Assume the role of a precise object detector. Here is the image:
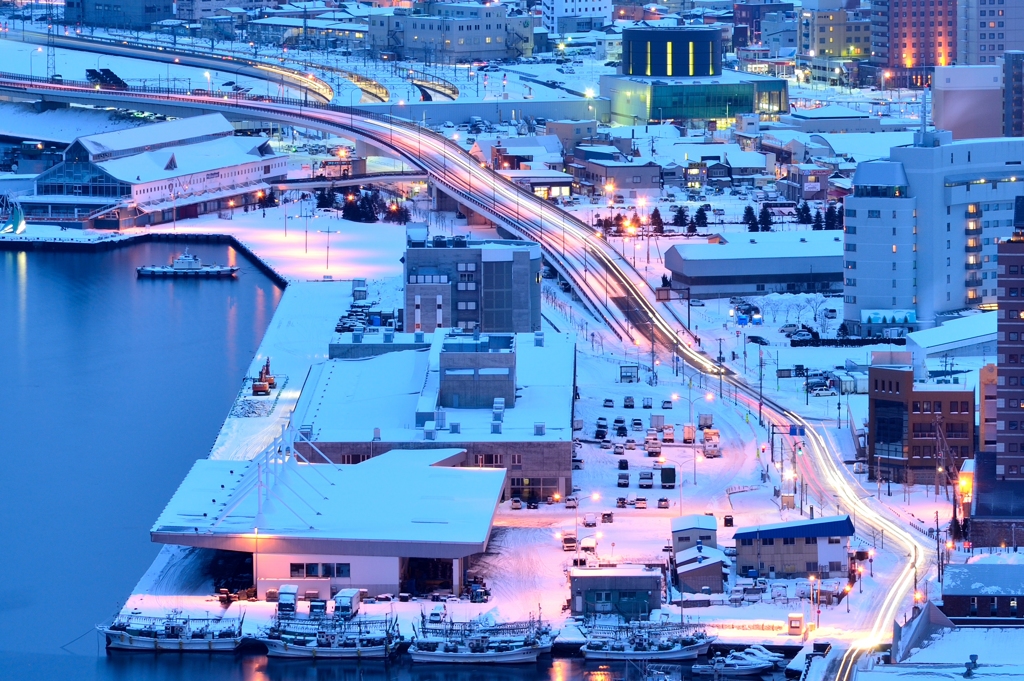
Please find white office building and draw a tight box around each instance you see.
[957,0,1024,65]
[843,130,1024,337]
[541,0,611,36]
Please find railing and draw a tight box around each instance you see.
[965,243,982,253]
[966,261,983,270]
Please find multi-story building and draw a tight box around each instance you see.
[980,362,997,453]
[995,231,1024,479]
[404,236,542,333]
[1005,51,1024,138]
[733,0,795,45]
[843,131,1024,336]
[866,365,975,484]
[931,64,1003,140]
[798,0,870,62]
[734,516,854,579]
[957,0,1024,65]
[541,0,611,35]
[65,0,174,28]
[869,0,957,88]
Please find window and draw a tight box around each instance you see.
[336,563,351,578]
[805,536,818,544]
[762,538,775,545]
[290,563,305,578]
[868,209,881,218]
[305,563,319,578]
[829,561,843,572]
[828,537,842,544]
[783,537,796,545]
[806,562,819,572]
[740,538,754,546]
[321,563,334,578]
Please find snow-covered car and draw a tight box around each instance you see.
[723,547,738,557]
[613,417,626,428]
[564,495,579,508]
[690,299,705,307]
[510,498,523,510]
[600,439,613,449]
[603,398,614,408]
[582,513,598,528]
[613,443,625,455]
[661,400,673,409]
[625,438,637,450]
[597,417,609,429]
[779,324,799,335]
[658,498,670,509]
[811,387,838,397]
[791,331,814,341]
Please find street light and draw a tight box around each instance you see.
[844,584,851,613]
[204,71,211,91]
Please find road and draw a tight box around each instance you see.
[0,72,934,676]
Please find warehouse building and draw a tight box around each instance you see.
[733,515,854,579]
[663,231,843,299]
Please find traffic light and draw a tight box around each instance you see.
[760,443,767,457]
[796,442,804,456]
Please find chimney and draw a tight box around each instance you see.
[534,331,545,347]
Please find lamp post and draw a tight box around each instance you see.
[844,584,851,613]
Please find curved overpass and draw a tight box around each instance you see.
[0,74,931,662]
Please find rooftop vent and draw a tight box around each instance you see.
[414,331,425,343]
[799,237,807,242]
[492,409,505,422]
[352,327,364,343]
[491,421,503,434]
[749,239,756,244]
[534,331,545,347]
[424,420,436,440]
[383,328,395,343]
[534,422,546,436]
[435,409,447,428]
[449,422,461,434]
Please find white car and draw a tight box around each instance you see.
[811,387,838,397]
[791,331,814,341]
[690,299,705,307]
[564,495,579,508]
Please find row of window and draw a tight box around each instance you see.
[290,563,351,579]
[874,379,901,394]
[911,400,970,414]
[739,536,841,546]
[911,445,971,458]
[739,562,845,574]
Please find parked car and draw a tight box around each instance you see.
[618,458,629,470]
[631,418,644,431]
[723,546,738,557]
[625,438,637,450]
[690,299,705,307]
[624,396,635,409]
[824,308,838,319]
[658,498,670,509]
[616,425,628,437]
[526,500,539,509]
[601,439,613,449]
[853,462,866,474]
[510,497,522,510]
[613,443,625,455]
[747,335,770,345]
[613,416,626,428]
[595,427,608,439]
[616,496,627,508]
[564,495,579,509]
[662,400,673,409]
[617,473,630,487]
[791,331,814,341]
[811,387,838,397]
[597,417,609,429]
[779,324,799,335]
[635,497,648,509]
[603,398,614,408]
[582,513,598,528]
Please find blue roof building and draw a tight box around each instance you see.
[733,515,854,579]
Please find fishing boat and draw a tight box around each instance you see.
[0,203,25,234]
[581,634,714,661]
[100,613,243,651]
[137,248,238,277]
[726,646,785,669]
[409,633,542,664]
[258,616,398,659]
[691,654,774,676]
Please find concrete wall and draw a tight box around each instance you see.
[439,348,517,409]
[255,553,401,599]
[672,528,718,551]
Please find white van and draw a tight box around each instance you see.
[429,605,446,623]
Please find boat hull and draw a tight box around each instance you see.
[260,638,391,659]
[409,645,540,664]
[581,637,712,661]
[137,266,238,277]
[692,662,773,676]
[102,629,241,652]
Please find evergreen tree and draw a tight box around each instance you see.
[695,205,708,228]
[758,204,773,231]
[672,206,689,227]
[798,201,812,224]
[613,213,625,233]
[742,205,758,232]
[357,193,379,222]
[825,203,840,230]
[649,207,665,233]
[341,193,362,221]
[687,217,697,234]
[812,209,824,230]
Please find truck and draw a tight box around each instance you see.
[562,531,577,552]
[683,424,696,444]
[639,471,654,488]
[334,588,362,619]
[702,428,721,456]
[645,439,662,456]
[698,413,714,429]
[617,472,630,487]
[650,414,665,432]
[663,425,675,443]
[277,584,299,617]
[661,465,676,488]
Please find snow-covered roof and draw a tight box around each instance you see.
[570,565,661,579]
[295,332,575,444]
[790,104,870,120]
[943,564,1024,597]
[97,136,276,184]
[675,545,730,567]
[76,114,234,161]
[665,230,843,266]
[907,311,997,352]
[671,513,717,533]
[852,160,910,187]
[151,449,506,558]
[813,132,916,163]
[733,515,854,540]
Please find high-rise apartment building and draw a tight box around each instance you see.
[870,0,957,88]
[844,131,1024,337]
[995,214,1024,479]
[957,0,1024,65]
[1005,51,1024,137]
[799,0,870,60]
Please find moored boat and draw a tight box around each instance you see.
[409,634,541,664]
[100,613,243,652]
[581,635,712,661]
[137,248,238,277]
[258,615,398,659]
[691,654,774,676]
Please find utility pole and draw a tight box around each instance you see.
[935,511,942,581]
[758,350,764,427]
[717,338,724,398]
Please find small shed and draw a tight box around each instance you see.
[671,514,718,551]
[569,565,663,620]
